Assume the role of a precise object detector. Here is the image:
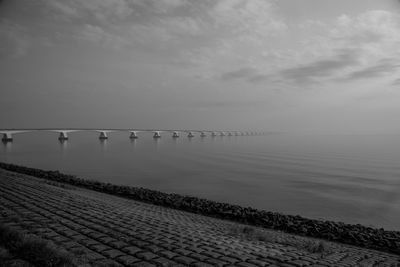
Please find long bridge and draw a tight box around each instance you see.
[0,128,266,142]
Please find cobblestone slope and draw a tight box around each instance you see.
[0,169,399,267]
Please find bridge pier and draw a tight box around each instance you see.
[200,132,207,137]
[187,132,194,138]
[211,132,217,137]
[1,133,12,142]
[220,132,226,136]
[58,132,68,141]
[99,131,108,140]
[172,131,179,138]
[153,131,161,138]
[129,131,138,139]
[228,132,233,136]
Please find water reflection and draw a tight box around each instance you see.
[130,138,137,149]
[1,140,12,153]
[152,137,160,150]
[99,138,108,152]
[58,139,68,157]
[171,136,178,146]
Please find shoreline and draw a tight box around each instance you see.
[0,161,399,255]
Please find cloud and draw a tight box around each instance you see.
[278,49,359,84]
[220,49,361,85]
[46,0,133,22]
[220,67,274,84]
[221,67,258,81]
[166,17,204,36]
[151,0,188,13]
[36,0,199,51]
[210,0,287,35]
[217,10,400,86]
[45,0,188,23]
[330,10,400,58]
[47,1,79,19]
[330,10,399,42]
[346,60,400,80]
[392,78,400,85]
[78,24,129,49]
[0,20,30,58]
[3,0,400,91]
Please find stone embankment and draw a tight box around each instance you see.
[0,163,400,266]
[1,162,399,256]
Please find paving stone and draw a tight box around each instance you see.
[80,238,99,246]
[246,259,271,267]
[84,251,106,261]
[98,236,117,243]
[187,246,205,254]
[145,244,163,253]
[204,257,229,266]
[159,250,179,260]
[174,255,196,265]
[103,249,126,259]
[236,262,261,267]
[201,250,223,259]
[91,244,111,253]
[191,262,215,267]
[174,248,193,256]
[93,259,124,266]
[70,234,87,241]
[123,246,143,255]
[290,259,313,266]
[151,257,177,267]
[131,261,157,267]
[116,255,141,265]
[110,240,129,249]
[189,253,210,262]
[130,240,151,247]
[61,241,81,249]
[136,251,158,261]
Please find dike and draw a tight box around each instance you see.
[0,161,399,255]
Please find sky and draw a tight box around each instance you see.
[1,0,400,133]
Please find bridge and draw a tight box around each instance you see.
[0,128,266,142]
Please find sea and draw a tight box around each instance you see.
[1,131,399,230]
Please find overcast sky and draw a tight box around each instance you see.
[1,0,400,133]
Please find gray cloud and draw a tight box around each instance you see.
[220,49,360,85]
[220,67,258,81]
[346,60,400,80]
[247,74,271,83]
[392,78,400,85]
[216,48,400,87]
[278,49,359,84]
[220,67,276,84]
[0,19,30,58]
[46,0,188,23]
[193,100,267,108]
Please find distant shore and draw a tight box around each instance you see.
[0,161,399,255]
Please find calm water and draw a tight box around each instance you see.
[1,132,400,230]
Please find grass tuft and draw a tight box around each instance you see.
[0,223,76,266]
[229,225,333,256]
